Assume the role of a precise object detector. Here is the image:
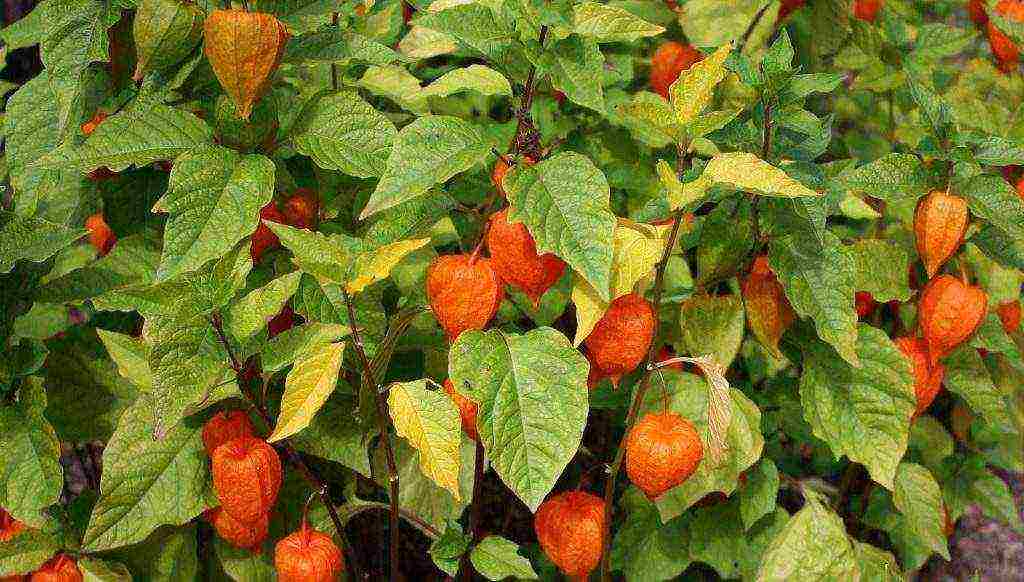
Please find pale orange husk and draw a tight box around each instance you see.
[204,10,289,120]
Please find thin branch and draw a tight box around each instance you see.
[209,313,364,581]
[737,1,775,54]
[599,175,691,581]
[509,26,549,158]
[460,440,487,581]
[760,98,774,161]
[336,502,441,539]
[342,288,401,581]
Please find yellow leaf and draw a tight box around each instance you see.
[347,238,431,294]
[703,152,820,198]
[388,380,462,499]
[572,221,669,345]
[670,44,732,125]
[267,342,344,443]
[658,159,712,211]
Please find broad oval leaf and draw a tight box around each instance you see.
[892,462,950,561]
[449,328,590,511]
[755,492,858,581]
[572,2,665,43]
[670,44,731,125]
[290,89,397,179]
[268,342,345,443]
[421,65,512,98]
[388,380,463,499]
[703,153,819,198]
[469,536,538,581]
[227,271,302,343]
[0,380,62,528]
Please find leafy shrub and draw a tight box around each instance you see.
[1,0,1022,580]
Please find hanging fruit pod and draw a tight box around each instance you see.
[204,9,289,119]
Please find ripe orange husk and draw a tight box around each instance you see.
[913,190,969,279]
[894,336,945,417]
[207,506,269,550]
[778,0,806,20]
[918,275,988,364]
[997,300,1021,333]
[853,0,883,21]
[584,293,655,389]
[970,0,990,26]
[742,256,795,357]
[855,291,878,319]
[1017,175,1024,200]
[85,213,117,256]
[625,411,703,500]
[274,523,345,582]
[988,0,1024,73]
[650,41,703,100]
[252,202,287,262]
[80,112,108,136]
[534,491,605,580]
[202,410,256,457]
[211,437,283,525]
[204,10,289,119]
[492,156,535,197]
[0,508,25,542]
[29,555,81,582]
[1,574,25,582]
[942,505,956,537]
[426,254,504,342]
[283,189,320,230]
[443,379,479,441]
[486,208,567,307]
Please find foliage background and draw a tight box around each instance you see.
[0,0,1023,580]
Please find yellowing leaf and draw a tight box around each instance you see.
[388,380,462,500]
[572,221,669,345]
[347,238,431,294]
[658,159,712,210]
[267,342,345,443]
[670,44,732,125]
[703,152,819,198]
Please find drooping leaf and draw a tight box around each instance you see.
[799,325,916,489]
[739,458,780,531]
[268,342,345,443]
[290,89,397,179]
[892,462,950,561]
[0,211,86,274]
[261,323,351,373]
[421,65,513,98]
[837,153,931,202]
[266,223,360,284]
[449,328,590,511]
[227,271,302,343]
[0,379,62,528]
[283,24,405,66]
[756,492,858,581]
[469,536,539,581]
[36,235,160,303]
[388,379,463,499]
[670,44,731,125]
[347,238,431,294]
[504,152,616,301]
[702,153,819,198]
[943,345,1018,435]
[849,239,913,304]
[678,294,746,369]
[132,0,204,81]
[572,2,665,43]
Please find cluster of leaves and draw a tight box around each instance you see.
[0,0,1022,580]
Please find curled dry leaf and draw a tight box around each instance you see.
[426,254,504,342]
[534,491,605,580]
[204,10,289,119]
[918,275,988,364]
[625,411,703,500]
[997,299,1021,333]
[913,189,969,279]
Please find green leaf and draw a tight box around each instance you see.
[572,2,665,43]
[357,65,430,115]
[449,328,589,511]
[346,237,431,294]
[611,490,691,581]
[892,462,949,561]
[849,239,913,303]
[678,294,746,369]
[106,525,199,582]
[35,102,213,172]
[756,492,858,581]
[670,44,731,125]
[541,36,606,113]
[504,152,616,300]
[649,374,764,521]
[0,379,62,527]
[3,75,64,210]
[429,521,472,577]
[39,0,110,130]
[907,415,954,473]
[421,65,513,98]
[853,541,902,581]
[702,153,819,198]
[740,459,779,530]
[958,173,1024,241]
[838,153,931,201]
[945,461,1024,533]
[964,243,1024,305]
[0,211,86,274]
[617,92,682,146]
[132,0,203,80]
[79,557,133,582]
[290,89,397,179]
[283,24,405,66]
[361,116,490,218]
[943,345,1018,435]
[37,235,160,303]
[377,437,473,530]
[388,379,463,500]
[0,526,60,577]
[153,147,274,281]
[214,535,275,582]
[268,342,345,443]
[227,271,302,342]
[911,23,976,61]
[416,2,514,59]
[290,390,371,477]
[771,232,859,366]
[83,393,207,551]
[96,330,152,390]
[260,323,351,373]
[470,536,539,581]
[971,224,1024,271]
[799,325,916,489]
[266,223,360,284]
[696,196,755,285]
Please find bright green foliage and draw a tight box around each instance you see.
[1,0,1023,579]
